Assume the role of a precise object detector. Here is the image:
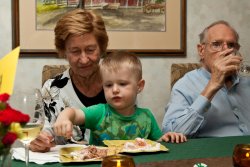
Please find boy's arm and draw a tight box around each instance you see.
[53,107,85,139]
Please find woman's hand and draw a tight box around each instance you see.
[29,131,55,152]
[160,132,187,143]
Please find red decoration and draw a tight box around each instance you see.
[0,93,30,155]
[2,132,17,146]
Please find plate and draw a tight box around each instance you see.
[59,145,116,163]
[103,139,169,153]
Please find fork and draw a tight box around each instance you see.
[68,137,88,145]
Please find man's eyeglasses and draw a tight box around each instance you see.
[203,41,240,52]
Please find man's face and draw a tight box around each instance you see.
[198,24,238,72]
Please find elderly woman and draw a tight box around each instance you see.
[29,9,108,152]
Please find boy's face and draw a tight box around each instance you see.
[102,64,144,115]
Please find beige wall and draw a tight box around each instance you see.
[0,0,250,126]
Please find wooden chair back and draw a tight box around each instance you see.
[171,63,201,88]
[42,65,69,86]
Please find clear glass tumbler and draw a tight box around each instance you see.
[233,51,250,77]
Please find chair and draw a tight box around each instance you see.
[42,65,69,86]
[171,63,201,88]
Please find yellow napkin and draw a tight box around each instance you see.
[0,47,20,94]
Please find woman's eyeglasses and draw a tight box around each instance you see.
[203,41,240,52]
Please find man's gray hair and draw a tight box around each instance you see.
[199,20,239,43]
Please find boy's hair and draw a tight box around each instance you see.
[100,51,142,80]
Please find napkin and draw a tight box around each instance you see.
[12,144,81,164]
[0,47,20,94]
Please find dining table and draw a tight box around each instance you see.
[5,135,250,167]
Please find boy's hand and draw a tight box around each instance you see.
[53,119,73,139]
[161,132,187,143]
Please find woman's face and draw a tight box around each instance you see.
[65,33,101,78]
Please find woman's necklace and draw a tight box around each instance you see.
[70,69,102,97]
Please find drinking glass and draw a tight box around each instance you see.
[233,144,250,167]
[102,154,135,167]
[9,88,45,167]
[233,51,250,77]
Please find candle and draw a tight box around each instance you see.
[233,144,250,167]
[102,154,135,167]
[117,160,121,167]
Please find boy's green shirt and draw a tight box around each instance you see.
[82,103,163,145]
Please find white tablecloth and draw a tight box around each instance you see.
[12,144,81,164]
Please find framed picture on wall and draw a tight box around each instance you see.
[12,0,186,57]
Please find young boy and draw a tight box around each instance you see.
[53,51,187,145]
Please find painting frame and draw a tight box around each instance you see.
[12,0,186,57]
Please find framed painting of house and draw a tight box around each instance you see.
[12,0,186,57]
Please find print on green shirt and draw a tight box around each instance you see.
[83,104,162,145]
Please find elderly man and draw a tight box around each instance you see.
[162,20,250,138]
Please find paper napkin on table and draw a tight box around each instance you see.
[0,47,20,94]
[12,144,80,164]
